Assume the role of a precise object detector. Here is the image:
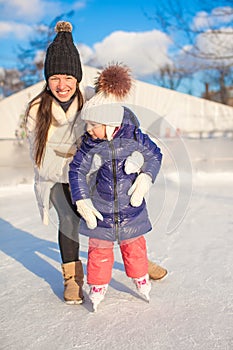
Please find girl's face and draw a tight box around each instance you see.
[48,74,77,102]
[86,123,106,140]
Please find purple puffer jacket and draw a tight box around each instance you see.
[69,107,162,243]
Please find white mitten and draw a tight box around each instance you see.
[128,173,152,207]
[125,151,144,174]
[76,198,103,229]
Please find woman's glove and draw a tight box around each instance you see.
[128,173,152,207]
[76,198,103,229]
[125,151,144,174]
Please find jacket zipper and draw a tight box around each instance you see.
[109,141,119,243]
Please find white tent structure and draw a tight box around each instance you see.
[0,65,233,140]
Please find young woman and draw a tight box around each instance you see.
[25,21,85,304]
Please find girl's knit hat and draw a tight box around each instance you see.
[81,63,133,126]
[44,21,82,82]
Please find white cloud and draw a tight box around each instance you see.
[176,28,233,71]
[84,30,172,79]
[73,1,87,10]
[176,6,233,72]
[34,50,45,64]
[0,0,45,21]
[192,11,209,30]
[0,21,32,39]
[193,6,233,30]
[77,43,94,65]
[0,0,63,40]
[212,6,233,24]
[0,0,85,41]
[0,0,87,22]
[195,27,233,64]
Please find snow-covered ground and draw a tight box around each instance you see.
[1,138,233,350]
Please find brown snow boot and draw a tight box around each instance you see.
[148,260,167,280]
[61,261,84,304]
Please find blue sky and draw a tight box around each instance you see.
[0,0,166,67]
[0,0,232,96]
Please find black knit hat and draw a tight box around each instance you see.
[44,21,82,82]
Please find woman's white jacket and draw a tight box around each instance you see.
[26,97,85,225]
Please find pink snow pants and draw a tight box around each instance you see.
[87,235,148,285]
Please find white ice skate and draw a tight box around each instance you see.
[133,274,151,301]
[89,284,108,312]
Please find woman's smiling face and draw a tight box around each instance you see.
[48,74,77,102]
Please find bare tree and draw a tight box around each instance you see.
[153,63,192,91]
[143,0,233,104]
[144,1,233,60]
[0,68,24,98]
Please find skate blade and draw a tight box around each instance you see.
[92,303,99,312]
[65,298,84,305]
[143,295,150,303]
[138,293,150,303]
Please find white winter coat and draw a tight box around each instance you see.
[26,96,85,225]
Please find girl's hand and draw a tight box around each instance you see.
[76,198,103,229]
[128,173,152,207]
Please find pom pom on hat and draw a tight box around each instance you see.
[55,21,72,33]
[44,21,82,82]
[81,63,133,126]
[95,63,132,99]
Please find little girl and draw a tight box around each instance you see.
[69,64,162,311]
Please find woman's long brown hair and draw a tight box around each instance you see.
[25,82,84,167]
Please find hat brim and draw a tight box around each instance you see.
[81,104,124,127]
